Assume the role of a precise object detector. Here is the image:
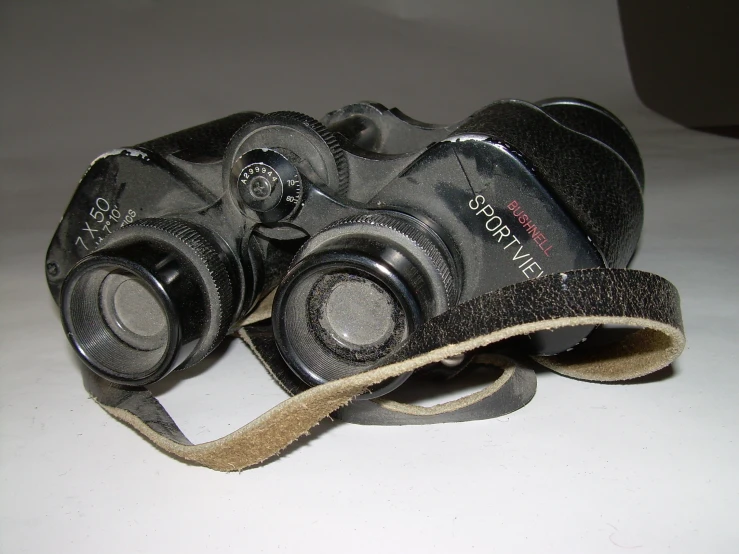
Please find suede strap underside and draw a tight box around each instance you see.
[81,268,685,471]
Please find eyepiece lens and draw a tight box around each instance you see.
[274,259,419,393]
[324,279,395,347]
[310,274,406,358]
[63,264,175,384]
[99,272,168,351]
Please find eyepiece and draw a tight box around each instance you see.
[272,212,457,397]
[99,272,169,351]
[60,218,238,386]
[62,258,180,384]
[313,273,404,356]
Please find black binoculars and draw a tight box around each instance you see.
[45,98,644,398]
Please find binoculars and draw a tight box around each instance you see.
[45,98,644,398]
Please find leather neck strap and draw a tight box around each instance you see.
[81,268,685,471]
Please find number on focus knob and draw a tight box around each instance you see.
[232,149,303,223]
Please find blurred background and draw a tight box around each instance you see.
[1,0,644,168]
[4,0,736,170]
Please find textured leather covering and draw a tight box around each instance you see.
[82,268,685,471]
[457,101,644,268]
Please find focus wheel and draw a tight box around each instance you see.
[225,111,349,213]
[125,218,235,357]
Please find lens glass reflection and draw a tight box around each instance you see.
[99,272,168,351]
[322,277,396,349]
[64,265,171,381]
[307,273,407,363]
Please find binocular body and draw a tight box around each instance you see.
[46,98,644,397]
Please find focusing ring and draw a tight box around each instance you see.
[265,111,349,196]
[126,218,235,359]
[311,212,458,306]
[295,211,458,316]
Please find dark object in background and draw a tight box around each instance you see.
[45,98,644,397]
[619,0,739,137]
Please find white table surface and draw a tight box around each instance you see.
[2,1,737,552]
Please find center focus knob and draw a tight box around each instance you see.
[231,149,303,222]
[247,174,273,200]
